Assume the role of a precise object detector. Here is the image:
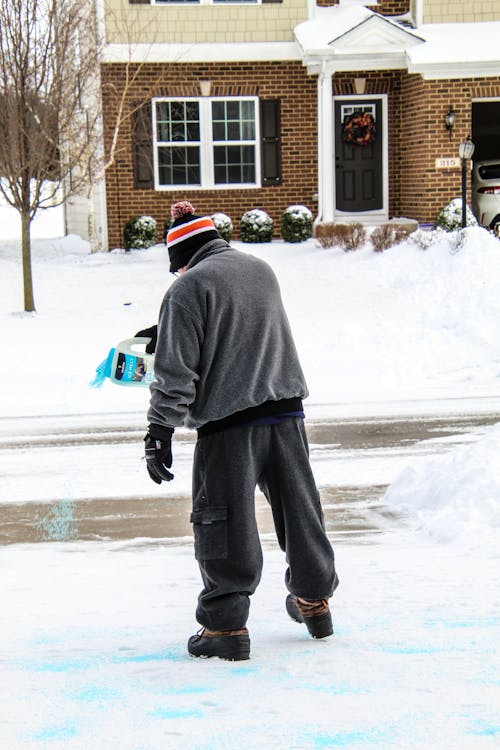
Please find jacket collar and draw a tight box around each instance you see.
[187,239,233,270]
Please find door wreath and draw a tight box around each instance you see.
[343,112,376,147]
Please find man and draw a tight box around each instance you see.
[145,201,338,661]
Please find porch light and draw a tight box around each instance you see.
[459,134,475,229]
[444,106,456,132]
[458,134,475,161]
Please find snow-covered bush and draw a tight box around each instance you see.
[434,198,478,232]
[123,215,157,251]
[371,223,409,252]
[281,205,313,243]
[240,209,273,243]
[408,228,439,250]
[211,212,233,242]
[342,222,367,252]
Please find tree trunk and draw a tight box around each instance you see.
[87,192,101,253]
[21,210,35,312]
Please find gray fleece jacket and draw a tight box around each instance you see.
[147,239,308,431]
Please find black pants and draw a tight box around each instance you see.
[190,418,338,631]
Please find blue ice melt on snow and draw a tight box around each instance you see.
[29,723,78,742]
[111,648,184,664]
[72,685,122,703]
[299,728,393,747]
[468,724,500,737]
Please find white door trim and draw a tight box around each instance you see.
[333,94,389,223]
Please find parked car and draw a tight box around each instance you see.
[471,159,500,234]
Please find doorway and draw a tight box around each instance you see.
[472,100,500,161]
[334,97,385,216]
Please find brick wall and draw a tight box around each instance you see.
[102,61,318,249]
[102,60,500,246]
[333,71,500,224]
[316,0,410,13]
[397,76,500,223]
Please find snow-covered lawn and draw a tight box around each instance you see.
[1,211,500,748]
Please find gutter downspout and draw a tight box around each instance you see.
[414,0,423,28]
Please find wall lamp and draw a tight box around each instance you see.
[444,106,456,134]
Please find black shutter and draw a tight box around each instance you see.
[262,0,283,3]
[129,0,150,5]
[131,101,154,190]
[260,99,281,186]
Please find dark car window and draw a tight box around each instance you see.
[478,164,500,180]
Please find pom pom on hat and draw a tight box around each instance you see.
[171,201,195,220]
[166,201,220,273]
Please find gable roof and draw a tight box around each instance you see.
[295,6,500,79]
[295,5,424,71]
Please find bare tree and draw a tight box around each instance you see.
[0,0,102,311]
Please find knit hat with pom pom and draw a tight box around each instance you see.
[166,201,219,273]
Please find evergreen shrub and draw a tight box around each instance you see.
[281,205,313,242]
[212,212,233,242]
[240,209,273,243]
[434,198,478,231]
[123,215,157,251]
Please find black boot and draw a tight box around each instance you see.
[187,628,250,661]
[286,595,333,639]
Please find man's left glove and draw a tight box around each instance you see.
[144,426,174,483]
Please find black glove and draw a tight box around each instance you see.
[135,325,157,354]
[144,427,174,483]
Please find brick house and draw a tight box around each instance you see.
[76,0,500,250]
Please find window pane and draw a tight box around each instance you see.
[212,101,225,120]
[227,121,241,140]
[211,99,255,143]
[158,146,200,186]
[226,101,240,120]
[156,100,199,143]
[213,145,255,184]
[212,121,226,141]
[241,120,255,139]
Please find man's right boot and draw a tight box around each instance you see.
[187,627,250,661]
[286,595,333,639]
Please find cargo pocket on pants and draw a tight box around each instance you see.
[190,507,228,561]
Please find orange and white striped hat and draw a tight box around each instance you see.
[167,201,219,273]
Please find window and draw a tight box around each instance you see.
[153,1,258,5]
[153,97,259,189]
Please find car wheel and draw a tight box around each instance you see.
[488,215,500,236]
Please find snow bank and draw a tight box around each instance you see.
[383,422,500,547]
[1,217,500,418]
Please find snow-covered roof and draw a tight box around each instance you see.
[294,5,424,71]
[295,6,500,79]
[407,22,500,79]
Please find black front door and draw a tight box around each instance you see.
[335,99,383,213]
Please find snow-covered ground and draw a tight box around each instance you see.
[1,206,500,748]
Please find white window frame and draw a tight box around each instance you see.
[152,1,261,6]
[152,96,261,191]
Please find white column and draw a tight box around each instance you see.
[317,62,334,224]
